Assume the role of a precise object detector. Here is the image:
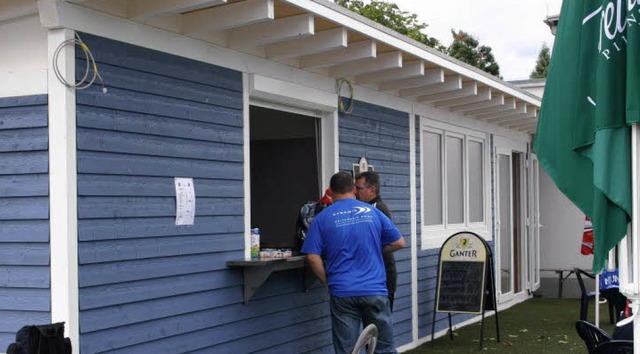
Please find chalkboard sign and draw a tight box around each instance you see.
[436,232,488,314]
[437,261,485,313]
[431,231,499,349]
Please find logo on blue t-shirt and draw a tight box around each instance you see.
[333,206,374,227]
[353,206,371,215]
[332,206,372,216]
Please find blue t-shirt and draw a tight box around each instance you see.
[301,198,402,297]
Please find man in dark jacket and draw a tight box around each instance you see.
[355,171,397,311]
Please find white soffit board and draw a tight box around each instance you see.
[249,74,336,111]
[0,70,47,97]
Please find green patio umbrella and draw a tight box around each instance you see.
[534,0,640,349]
[534,0,639,274]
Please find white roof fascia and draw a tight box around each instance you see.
[285,0,541,107]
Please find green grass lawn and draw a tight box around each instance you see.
[405,297,616,353]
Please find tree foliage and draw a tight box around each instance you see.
[447,29,500,77]
[335,0,445,51]
[335,1,502,76]
[530,43,551,79]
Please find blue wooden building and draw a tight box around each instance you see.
[0,0,543,352]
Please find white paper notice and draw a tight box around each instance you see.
[174,177,195,225]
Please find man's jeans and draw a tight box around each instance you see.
[330,295,397,354]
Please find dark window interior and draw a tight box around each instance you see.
[250,106,320,249]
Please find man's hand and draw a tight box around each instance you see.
[306,254,328,291]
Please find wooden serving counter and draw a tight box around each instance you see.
[227,256,316,304]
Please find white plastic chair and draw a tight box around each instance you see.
[351,323,378,354]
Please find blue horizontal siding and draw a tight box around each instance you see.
[340,142,410,165]
[78,215,244,241]
[0,174,49,197]
[77,87,242,127]
[75,33,349,354]
[0,220,49,243]
[0,95,47,108]
[79,234,243,264]
[77,175,242,197]
[0,310,51,332]
[0,288,50,311]
[0,265,49,288]
[75,34,336,354]
[339,127,410,150]
[0,197,48,220]
[94,62,243,112]
[0,151,48,175]
[0,243,49,265]
[339,100,413,348]
[77,151,242,178]
[77,105,242,141]
[0,333,13,348]
[77,128,243,161]
[79,253,234,287]
[256,331,334,354]
[0,94,50,351]
[79,270,242,310]
[0,127,48,152]
[77,196,243,219]
[81,287,240,333]
[0,103,47,130]
[91,300,329,354]
[78,33,242,93]
[80,272,328,353]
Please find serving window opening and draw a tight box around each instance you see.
[249,105,321,251]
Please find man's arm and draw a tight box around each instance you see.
[306,254,328,291]
[383,236,405,253]
[374,200,392,219]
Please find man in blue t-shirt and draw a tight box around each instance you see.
[302,172,405,354]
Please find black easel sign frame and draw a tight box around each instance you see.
[431,231,500,349]
[435,232,487,314]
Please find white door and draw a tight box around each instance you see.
[496,148,515,299]
[495,139,527,302]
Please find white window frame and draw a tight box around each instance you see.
[243,74,338,259]
[420,118,491,249]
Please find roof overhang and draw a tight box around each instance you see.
[544,14,560,35]
[36,0,541,134]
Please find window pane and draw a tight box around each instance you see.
[423,131,442,225]
[468,140,484,222]
[447,136,463,224]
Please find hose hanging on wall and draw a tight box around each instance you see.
[53,32,107,93]
[336,77,354,114]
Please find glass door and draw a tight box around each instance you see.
[495,143,526,301]
[496,148,514,298]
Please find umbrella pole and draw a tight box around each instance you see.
[595,274,600,327]
[632,124,640,353]
[619,124,640,351]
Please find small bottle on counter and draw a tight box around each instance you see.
[250,228,260,260]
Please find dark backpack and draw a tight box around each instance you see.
[6,322,72,354]
[295,201,327,252]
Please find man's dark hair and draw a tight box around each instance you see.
[355,171,380,195]
[330,172,354,194]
